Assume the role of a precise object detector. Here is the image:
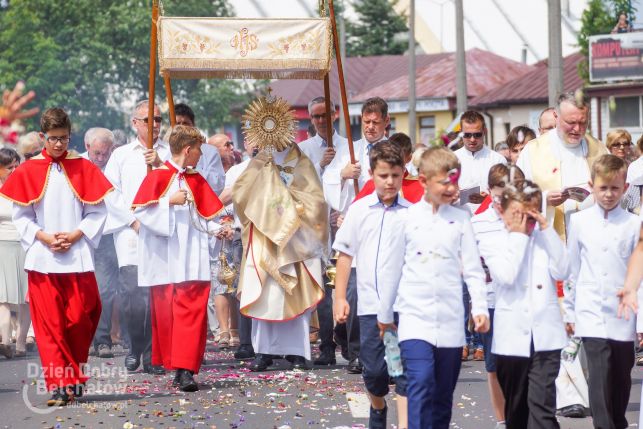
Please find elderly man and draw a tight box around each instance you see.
[208,134,236,172]
[82,128,122,358]
[103,100,168,375]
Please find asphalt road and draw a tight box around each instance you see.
[0,343,639,429]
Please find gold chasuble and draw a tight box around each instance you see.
[527,132,606,242]
[233,145,328,321]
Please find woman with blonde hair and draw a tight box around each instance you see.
[606,129,634,163]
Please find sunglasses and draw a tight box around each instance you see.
[611,142,630,149]
[225,141,234,147]
[462,132,483,139]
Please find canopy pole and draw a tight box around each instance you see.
[164,75,176,127]
[147,0,160,173]
[323,75,334,149]
[328,0,359,195]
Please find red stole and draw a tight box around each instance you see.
[0,149,113,206]
[132,161,223,220]
[353,171,424,203]
[474,194,493,215]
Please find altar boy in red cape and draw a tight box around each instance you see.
[132,125,227,392]
[0,108,112,406]
[353,133,424,203]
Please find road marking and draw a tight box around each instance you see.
[346,392,370,418]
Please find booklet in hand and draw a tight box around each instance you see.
[459,186,481,206]
[563,186,590,202]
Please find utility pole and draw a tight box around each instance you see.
[408,0,416,142]
[455,0,467,113]
[548,0,563,106]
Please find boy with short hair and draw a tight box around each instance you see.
[333,141,409,429]
[132,125,226,392]
[0,108,112,405]
[563,154,642,429]
[378,147,490,429]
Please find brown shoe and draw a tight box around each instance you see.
[461,345,469,361]
[473,348,484,361]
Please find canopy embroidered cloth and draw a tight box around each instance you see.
[158,17,332,79]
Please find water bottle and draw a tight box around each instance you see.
[561,337,582,362]
[383,330,403,377]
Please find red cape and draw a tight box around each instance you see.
[354,171,424,203]
[474,194,493,215]
[0,149,113,206]
[132,161,223,220]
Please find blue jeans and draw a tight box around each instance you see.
[400,340,462,429]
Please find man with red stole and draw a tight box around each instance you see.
[132,125,226,392]
[0,108,112,406]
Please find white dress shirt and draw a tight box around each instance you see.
[471,205,504,309]
[379,200,489,348]
[455,145,507,193]
[332,192,411,316]
[563,204,641,341]
[298,132,347,180]
[12,165,107,273]
[134,160,220,287]
[482,225,570,357]
[103,139,170,267]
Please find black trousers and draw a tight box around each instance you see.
[496,348,560,429]
[119,265,152,365]
[583,337,635,429]
[92,235,122,348]
[317,282,337,354]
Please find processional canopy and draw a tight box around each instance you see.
[157,17,333,80]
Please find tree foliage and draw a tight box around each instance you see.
[345,0,409,57]
[577,0,638,82]
[0,0,251,141]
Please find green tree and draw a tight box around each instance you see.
[0,0,249,144]
[577,0,637,82]
[345,0,409,57]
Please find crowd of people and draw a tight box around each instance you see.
[0,80,642,429]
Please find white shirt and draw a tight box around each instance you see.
[196,143,225,195]
[379,200,489,347]
[471,205,504,309]
[12,165,107,273]
[298,132,347,180]
[563,204,641,341]
[627,156,643,184]
[134,160,220,286]
[455,145,507,193]
[224,158,251,237]
[482,225,569,357]
[322,136,384,212]
[103,139,170,267]
[332,192,411,316]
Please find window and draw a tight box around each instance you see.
[389,117,396,134]
[419,116,435,145]
[609,96,641,128]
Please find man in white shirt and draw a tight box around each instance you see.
[83,128,121,359]
[103,100,169,375]
[454,110,507,213]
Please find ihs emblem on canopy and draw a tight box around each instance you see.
[242,88,297,152]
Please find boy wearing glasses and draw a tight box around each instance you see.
[0,108,113,405]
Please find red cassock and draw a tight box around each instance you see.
[0,149,112,390]
[353,171,424,203]
[133,161,222,373]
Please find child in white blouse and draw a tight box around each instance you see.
[378,147,489,429]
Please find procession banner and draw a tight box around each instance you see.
[158,17,332,80]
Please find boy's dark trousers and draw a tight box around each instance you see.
[582,337,634,429]
[496,346,560,429]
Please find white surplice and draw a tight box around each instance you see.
[12,165,107,274]
[133,160,221,287]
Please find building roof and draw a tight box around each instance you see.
[270,49,533,109]
[469,52,584,109]
[350,48,533,103]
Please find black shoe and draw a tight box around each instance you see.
[172,371,181,387]
[557,404,585,418]
[176,369,199,392]
[47,387,74,407]
[347,357,363,374]
[124,354,140,372]
[88,344,97,357]
[369,405,387,429]
[143,364,166,375]
[313,351,336,366]
[97,344,114,358]
[70,384,84,398]
[249,354,273,372]
[234,345,256,360]
[288,355,309,370]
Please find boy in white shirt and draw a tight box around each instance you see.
[564,154,641,429]
[378,147,489,429]
[333,141,409,429]
[132,126,227,392]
